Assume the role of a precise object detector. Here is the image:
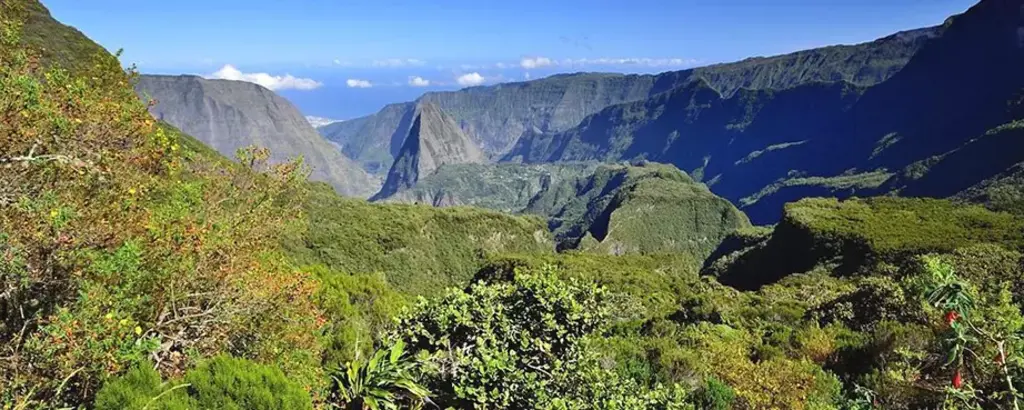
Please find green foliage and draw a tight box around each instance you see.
[312,266,408,366]
[1,3,322,406]
[390,266,610,406]
[330,340,430,410]
[710,197,1024,289]
[283,182,552,296]
[388,266,686,408]
[691,377,737,410]
[184,355,313,410]
[479,252,698,321]
[786,197,1024,256]
[95,357,313,410]
[94,366,192,410]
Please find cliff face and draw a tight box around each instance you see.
[507,0,1024,224]
[136,75,379,197]
[372,102,485,200]
[329,26,934,176]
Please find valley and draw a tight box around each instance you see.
[3,0,1024,409]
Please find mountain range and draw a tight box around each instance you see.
[364,0,1024,224]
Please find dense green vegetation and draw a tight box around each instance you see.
[283,182,553,297]
[380,162,600,212]
[9,1,1024,409]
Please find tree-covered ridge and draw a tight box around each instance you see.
[283,182,553,297]
[378,162,602,211]
[380,161,750,258]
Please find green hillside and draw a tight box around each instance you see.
[12,0,1024,409]
[284,182,553,296]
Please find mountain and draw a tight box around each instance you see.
[135,75,379,197]
[16,0,115,73]
[507,0,1023,224]
[380,161,749,258]
[371,102,485,200]
[379,162,600,211]
[325,28,935,175]
[529,162,750,257]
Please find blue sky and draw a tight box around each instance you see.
[45,0,976,119]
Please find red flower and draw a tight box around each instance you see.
[945,310,959,326]
[952,370,963,389]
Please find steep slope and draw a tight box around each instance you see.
[378,162,600,211]
[377,160,748,259]
[135,75,379,197]
[705,197,1024,290]
[318,102,415,174]
[505,80,868,223]
[371,102,485,199]
[284,182,553,296]
[332,28,934,175]
[533,162,750,257]
[16,0,115,73]
[509,0,1023,224]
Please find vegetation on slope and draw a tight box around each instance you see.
[379,162,600,211]
[283,182,553,297]
[528,162,750,258]
[12,1,1024,409]
[706,197,1024,289]
[1,3,322,405]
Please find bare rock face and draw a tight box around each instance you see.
[135,75,379,197]
[372,102,485,200]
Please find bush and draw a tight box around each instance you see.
[94,366,192,410]
[183,355,313,410]
[691,377,736,410]
[95,357,312,410]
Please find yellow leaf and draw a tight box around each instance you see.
[134,326,142,335]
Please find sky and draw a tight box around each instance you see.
[45,0,977,120]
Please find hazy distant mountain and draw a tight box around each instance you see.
[326,25,937,176]
[136,75,379,197]
[372,102,485,200]
[306,116,342,128]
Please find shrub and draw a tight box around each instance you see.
[184,355,313,410]
[691,377,736,410]
[93,366,192,410]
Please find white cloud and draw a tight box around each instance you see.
[408,76,431,87]
[346,79,373,88]
[495,62,509,69]
[208,65,322,91]
[456,72,485,87]
[520,56,554,69]
[372,58,426,67]
[560,57,700,68]
[524,72,531,80]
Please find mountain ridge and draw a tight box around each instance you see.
[135,74,379,197]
